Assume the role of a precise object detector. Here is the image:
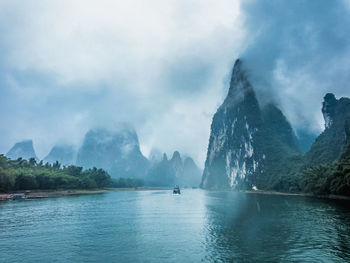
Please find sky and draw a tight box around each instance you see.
[1,0,350,167]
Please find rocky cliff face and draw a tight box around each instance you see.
[76,127,149,178]
[306,93,350,165]
[322,93,338,129]
[44,145,76,165]
[201,59,300,190]
[6,140,38,161]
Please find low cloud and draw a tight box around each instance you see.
[1,0,350,167]
[0,0,243,166]
[240,0,350,132]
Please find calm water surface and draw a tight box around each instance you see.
[1,190,350,262]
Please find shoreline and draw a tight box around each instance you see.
[1,187,349,201]
[241,189,350,201]
[0,187,170,201]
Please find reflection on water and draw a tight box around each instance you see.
[203,192,350,262]
[0,190,349,262]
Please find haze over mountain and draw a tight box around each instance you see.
[147,151,202,187]
[76,126,149,178]
[1,1,350,167]
[201,60,300,189]
[201,59,350,193]
[6,140,38,161]
[44,145,76,166]
[306,93,350,166]
[5,125,202,186]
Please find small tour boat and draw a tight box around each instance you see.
[9,193,26,200]
[173,185,181,195]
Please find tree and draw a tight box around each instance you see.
[0,168,16,191]
[15,173,38,190]
[52,161,61,170]
[28,157,37,167]
[63,166,83,177]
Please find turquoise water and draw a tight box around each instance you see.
[1,190,350,262]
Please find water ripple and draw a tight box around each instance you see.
[0,190,350,262]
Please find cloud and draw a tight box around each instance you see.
[0,0,243,166]
[239,0,350,131]
[1,0,350,167]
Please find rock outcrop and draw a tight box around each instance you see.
[306,93,350,165]
[201,59,300,190]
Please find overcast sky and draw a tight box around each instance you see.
[1,0,350,167]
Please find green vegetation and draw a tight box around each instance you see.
[108,178,144,188]
[260,95,350,197]
[0,154,145,192]
[268,138,350,196]
[0,155,112,192]
[299,139,350,195]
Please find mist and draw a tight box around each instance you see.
[1,0,350,167]
[240,0,350,132]
[0,0,243,166]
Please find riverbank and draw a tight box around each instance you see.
[3,187,348,201]
[242,189,350,201]
[0,187,171,201]
[25,189,108,199]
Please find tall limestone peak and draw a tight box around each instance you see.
[148,148,163,163]
[201,59,264,190]
[44,145,76,165]
[6,140,38,161]
[322,93,338,129]
[170,151,182,166]
[162,153,168,161]
[262,103,300,151]
[306,94,350,165]
[201,59,299,190]
[146,150,202,187]
[170,151,183,178]
[76,126,149,178]
[171,151,181,161]
[225,59,254,101]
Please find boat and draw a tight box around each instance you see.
[10,193,26,200]
[173,185,181,195]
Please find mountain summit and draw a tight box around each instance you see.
[306,93,350,165]
[146,150,202,187]
[201,59,299,190]
[76,127,149,178]
[44,145,76,165]
[6,140,38,161]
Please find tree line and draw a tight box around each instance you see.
[0,155,144,192]
[265,139,350,196]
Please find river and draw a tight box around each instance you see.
[1,189,349,262]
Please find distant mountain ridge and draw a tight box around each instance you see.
[146,151,202,187]
[5,127,201,187]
